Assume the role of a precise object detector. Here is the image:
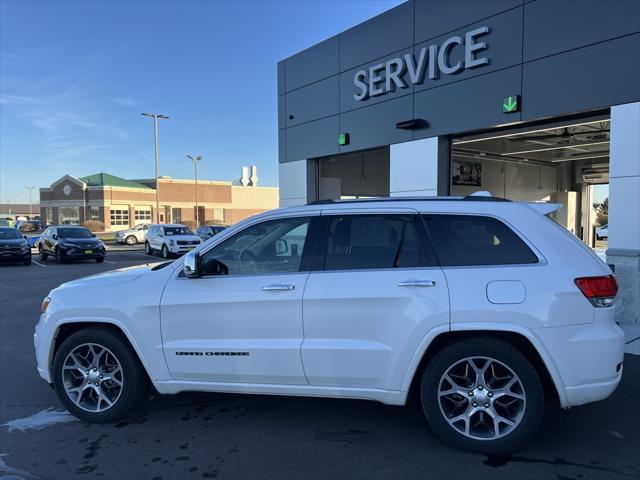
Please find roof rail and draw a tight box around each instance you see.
[306,195,510,206]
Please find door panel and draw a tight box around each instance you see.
[160,214,316,385]
[160,272,309,384]
[300,212,449,391]
[301,268,449,390]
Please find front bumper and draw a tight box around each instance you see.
[34,313,51,383]
[0,249,31,261]
[58,246,106,259]
[534,309,625,408]
[167,244,199,254]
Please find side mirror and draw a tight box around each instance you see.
[52,234,58,240]
[23,235,28,240]
[275,239,288,255]
[91,233,96,237]
[183,251,200,278]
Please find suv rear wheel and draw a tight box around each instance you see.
[420,337,544,454]
[52,328,148,422]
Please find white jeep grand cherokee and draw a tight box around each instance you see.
[34,196,624,453]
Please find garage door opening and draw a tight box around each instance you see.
[451,116,610,250]
[317,148,390,201]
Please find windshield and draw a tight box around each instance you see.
[57,228,93,238]
[0,228,22,240]
[164,226,194,236]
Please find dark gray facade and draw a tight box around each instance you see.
[278,0,640,163]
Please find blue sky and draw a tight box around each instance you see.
[0,0,401,204]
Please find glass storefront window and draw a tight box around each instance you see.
[59,207,80,225]
[89,206,100,221]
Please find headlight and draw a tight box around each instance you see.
[169,240,175,246]
[41,296,51,313]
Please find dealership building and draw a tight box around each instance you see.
[39,167,278,230]
[277,1,639,344]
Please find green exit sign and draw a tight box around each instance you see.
[338,132,349,146]
[503,95,520,113]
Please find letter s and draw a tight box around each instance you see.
[353,70,368,101]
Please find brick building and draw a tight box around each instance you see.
[39,171,278,230]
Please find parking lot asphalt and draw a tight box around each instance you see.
[0,252,639,480]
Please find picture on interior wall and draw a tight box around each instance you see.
[452,160,482,186]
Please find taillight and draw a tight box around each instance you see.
[574,275,618,307]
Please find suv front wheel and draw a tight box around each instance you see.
[52,328,148,422]
[144,242,153,256]
[161,244,171,259]
[420,337,544,454]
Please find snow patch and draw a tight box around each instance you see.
[1,408,77,432]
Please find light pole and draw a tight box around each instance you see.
[141,113,169,223]
[26,186,35,217]
[186,155,202,227]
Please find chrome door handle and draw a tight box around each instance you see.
[397,280,436,287]
[261,284,295,291]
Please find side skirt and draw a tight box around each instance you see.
[152,380,407,405]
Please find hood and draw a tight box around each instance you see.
[0,238,27,246]
[59,262,166,288]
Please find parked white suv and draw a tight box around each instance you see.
[34,197,624,453]
[144,224,201,259]
[114,224,150,245]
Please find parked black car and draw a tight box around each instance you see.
[0,227,31,265]
[39,226,106,263]
[196,224,227,241]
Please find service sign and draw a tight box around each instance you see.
[353,26,491,101]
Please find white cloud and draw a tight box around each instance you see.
[0,93,34,105]
[115,96,138,107]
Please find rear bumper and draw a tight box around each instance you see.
[534,312,625,408]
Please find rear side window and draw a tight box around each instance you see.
[323,215,426,271]
[423,215,538,266]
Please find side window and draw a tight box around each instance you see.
[422,215,539,266]
[199,217,311,276]
[323,215,424,271]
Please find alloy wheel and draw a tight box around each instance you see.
[438,356,526,441]
[61,343,123,412]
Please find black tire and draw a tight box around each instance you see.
[39,248,48,261]
[161,244,170,259]
[23,256,32,266]
[125,235,137,246]
[52,327,149,423]
[55,248,65,264]
[145,242,153,256]
[95,257,105,263]
[420,337,544,454]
